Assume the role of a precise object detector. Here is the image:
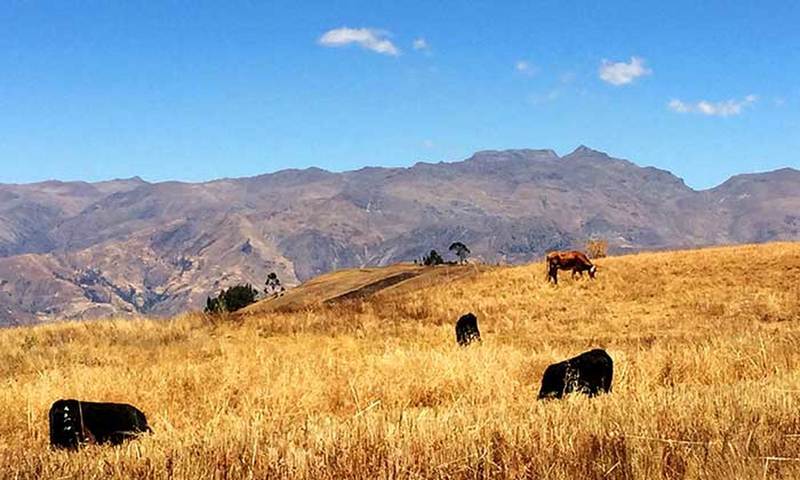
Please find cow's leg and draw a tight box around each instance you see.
[546,262,556,282]
[548,267,558,284]
[82,428,96,446]
[563,366,578,395]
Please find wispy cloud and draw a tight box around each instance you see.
[668,95,758,117]
[515,60,537,76]
[318,27,400,56]
[559,72,576,84]
[599,56,651,86]
[412,38,429,51]
[528,89,561,105]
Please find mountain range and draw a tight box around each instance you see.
[1,146,798,325]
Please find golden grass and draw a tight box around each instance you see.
[1,242,800,479]
[241,262,483,315]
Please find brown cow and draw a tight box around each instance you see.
[546,250,596,284]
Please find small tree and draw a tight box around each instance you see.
[264,272,284,296]
[224,284,259,311]
[204,283,259,314]
[422,249,444,266]
[448,241,471,264]
[586,238,609,259]
[205,295,225,315]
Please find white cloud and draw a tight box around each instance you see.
[599,56,651,86]
[318,27,400,56]
[412,38,429,51]
[667,99,691,113]
[422,139,435,148]
[668,95,758,117]
[515,60,537,76]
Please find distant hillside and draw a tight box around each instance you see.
[1,146,799,324]
[240,263,487,316]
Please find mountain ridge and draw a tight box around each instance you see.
[8,145,796,192]
[0,146,798,325]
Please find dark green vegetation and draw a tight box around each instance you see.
[204,284,259,314]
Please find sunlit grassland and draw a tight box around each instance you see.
[1,242,799,479]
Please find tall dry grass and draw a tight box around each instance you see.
[1,243,800,479]
[586,238,609,259]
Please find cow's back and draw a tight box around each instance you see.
[569,349,613,394]
[538,349,613,400]
[547,251,591,268]
[563,251,592,268]
[80,401,150,444]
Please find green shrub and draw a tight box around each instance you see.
[422,249,444,266]
[205,283,259,314]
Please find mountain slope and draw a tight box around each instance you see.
[0,146,798,324]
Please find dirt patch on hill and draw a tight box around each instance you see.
[324,271,420,305]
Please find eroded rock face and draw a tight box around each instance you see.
[1,147,799,324]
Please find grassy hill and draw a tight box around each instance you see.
[241,262,488,315]
[1,242,800,478]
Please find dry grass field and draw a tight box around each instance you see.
[1,242,800,479]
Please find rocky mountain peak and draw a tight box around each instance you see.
[566,145,610,158]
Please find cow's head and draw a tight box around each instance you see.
[588,264,597,279]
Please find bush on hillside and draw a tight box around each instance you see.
[205,283,259,314]
[422,249,444,266]
[586,238,609,259]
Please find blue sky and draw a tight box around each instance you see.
[0,0,798,189]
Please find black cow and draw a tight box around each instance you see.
[537,349,613,399]
[455,312,481,346]
[49,399,151,449]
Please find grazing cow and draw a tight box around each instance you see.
[455,312,481,346]
[49,399,151,449]
[538,349,613,400]
[545,250,597,284]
